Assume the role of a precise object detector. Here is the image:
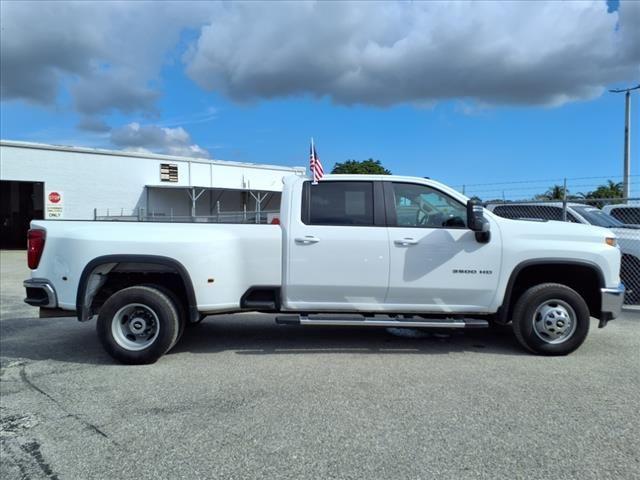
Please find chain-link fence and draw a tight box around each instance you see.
[455,175,639,305]
[482,195,639,305]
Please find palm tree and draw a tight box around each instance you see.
[577,180,623,207]
[584,180,623,199]
[536,184,567,200]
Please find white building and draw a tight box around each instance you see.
[0,140,305,248]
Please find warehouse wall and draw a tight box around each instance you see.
[1,145,146,219]
[0,143,303,220]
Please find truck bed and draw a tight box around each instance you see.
[30,220,282,313]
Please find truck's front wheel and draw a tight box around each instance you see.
[97,286,180,364]
[512,283,590,356]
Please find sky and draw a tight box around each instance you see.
[1,0,639,198]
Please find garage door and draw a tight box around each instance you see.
[0,181,44,249]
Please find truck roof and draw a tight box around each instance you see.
[298,174,468,203]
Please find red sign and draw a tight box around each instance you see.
[48,192,61,204]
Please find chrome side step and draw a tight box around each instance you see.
[275,315,488,329]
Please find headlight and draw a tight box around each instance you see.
[605,237,617,247]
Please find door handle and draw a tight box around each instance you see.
[295,235,320,244]
[394,237,419,246]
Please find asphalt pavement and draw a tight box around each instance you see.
[1,250,639,479]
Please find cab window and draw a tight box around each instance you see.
[391,183,466,228]
[302,181,374,226]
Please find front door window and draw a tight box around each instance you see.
[391,183,467,228]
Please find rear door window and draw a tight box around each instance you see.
[302,181,374,226]
[610,207,640,224]
[492,205,578,222]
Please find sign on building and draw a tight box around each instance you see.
[160,163,178,182]
[45,190,64,218]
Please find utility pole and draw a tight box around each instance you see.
[562,177,567,222]
[610,84,640,199]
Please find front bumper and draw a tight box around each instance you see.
[24,279,57,308]
[599,283,625,327]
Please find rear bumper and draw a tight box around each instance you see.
[24,279,57,308]
[599,283,625,326]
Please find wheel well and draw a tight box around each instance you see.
[502,263,602,322]
[93,269,187,313]
[77,256,198,323]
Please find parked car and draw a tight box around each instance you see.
[487,202,639,304]
[603,204,640,228]
[25,175,623,364]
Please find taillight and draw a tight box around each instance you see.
[27,229,46,270]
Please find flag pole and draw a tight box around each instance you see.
[310,137,317,185]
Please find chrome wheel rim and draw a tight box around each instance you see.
[111,303,160,351]
[532,299,577,344]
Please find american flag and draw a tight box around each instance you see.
[309,138,324,184]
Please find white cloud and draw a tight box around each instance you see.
[110,123,210,158]
[71,73,160,116]
[2,0,638,119]
[186,0,640,106]
[77,116,111,133]
[0,1,212,113]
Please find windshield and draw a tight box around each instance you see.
[571,206,624,228]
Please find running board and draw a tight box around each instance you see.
[275,315,488,329]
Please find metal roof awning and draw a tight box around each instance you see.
[144,185,279,219]
[1,139,306,173]
[144,184,283,192]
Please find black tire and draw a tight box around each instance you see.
[512,283,590,356]
[140,284,186,348]
[97,286,180,364]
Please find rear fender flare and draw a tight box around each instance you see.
[76,255,198,323]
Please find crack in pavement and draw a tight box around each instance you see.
[18,364,118,446]
[1,363,124,479]
[2,439,32,480]
[2,430,60,480]
[20,440,60,480]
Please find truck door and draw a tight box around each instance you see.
[282,180,389,311]
[384,182,502,312]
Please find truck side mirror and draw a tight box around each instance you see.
[467,200,491,243]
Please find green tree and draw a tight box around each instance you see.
[331,159,391,175]
[536,184,568,200]
[578,180,623,208]
[579,180,623,200]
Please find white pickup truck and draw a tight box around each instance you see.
[25,175,625,364]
